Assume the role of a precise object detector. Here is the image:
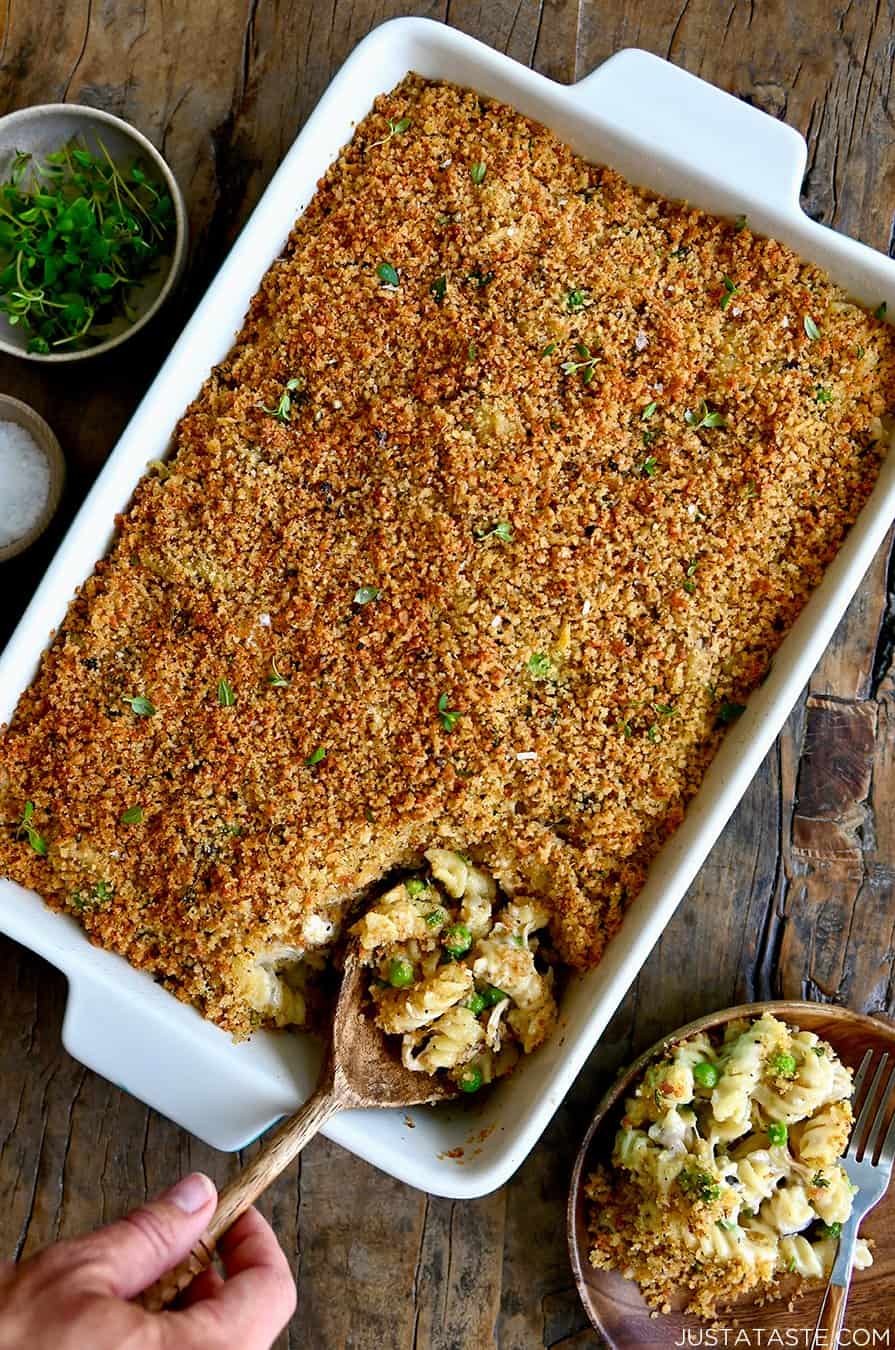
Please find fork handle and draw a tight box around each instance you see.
[816,1284,849,1349]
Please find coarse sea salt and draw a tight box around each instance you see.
[0,421,50,550]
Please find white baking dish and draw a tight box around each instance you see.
[2,19,893,1199]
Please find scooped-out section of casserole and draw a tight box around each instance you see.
[2,76,894,1046]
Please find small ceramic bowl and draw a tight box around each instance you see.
[0,104,188,362]
[568,1000,895,1347]
[0,394,65,560]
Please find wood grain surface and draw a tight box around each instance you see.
[1,3,894,1347]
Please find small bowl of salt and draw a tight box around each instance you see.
[0,394,65,562]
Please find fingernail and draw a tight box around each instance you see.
[165,1172,216,1214]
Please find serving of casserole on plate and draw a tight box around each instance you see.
[2,19,895,1197]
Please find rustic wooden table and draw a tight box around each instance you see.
[1,2,894,1346]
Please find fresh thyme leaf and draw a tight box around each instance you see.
[18,801,47,856]
[526,652,554,680]
[561,344,598,383]
[875,301,887,321]
[567,287,590,312]
[437,692,461,733]
[391,117,411,135]
[120,805,144,824]
[354,585,381,605]
[647,724,660,743]
[683,558,698,592]
[475,521,513,543]
[812,1171,830,1188]
[804,314,821,341]
[306,745,326,767]
[541,342,556,355]
[217,679,235,707]
[467,266,494,289]
[123,694,156,717]
[261,376,304,422]
[719,274,739,310]
[430,274,447,303]
[267,658,290,688]
[815,386,833,404]
[684,400,726,430]
[718,701,746,724]
[641,401,658,420]
[467,342,478,362]
[470,161,487,185]
[377,261,399,287]
[640,456,658,478]
[654,703,675,717]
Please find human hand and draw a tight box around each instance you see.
[0,1172,296,1349]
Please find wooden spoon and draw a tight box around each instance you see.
[141,948,458,1310]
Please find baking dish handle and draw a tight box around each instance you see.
[569,48,807,213]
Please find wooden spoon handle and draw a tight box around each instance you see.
[140,1084,341,1311]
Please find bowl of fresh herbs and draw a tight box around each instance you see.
[0,103,187,361]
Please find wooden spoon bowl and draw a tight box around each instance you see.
[567,1000,895,1348]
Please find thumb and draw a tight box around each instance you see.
[73,1172,217,1300]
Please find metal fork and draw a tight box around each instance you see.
[812,1050,895,1348]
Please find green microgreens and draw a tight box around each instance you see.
[719,274,739,310]
[260,377,304,422]
[815,386,833,404]
[305,745,326,767]
[475,521,513,543]
[875,301,888,321]
[685,400,726,430]
[641,401,658,421]
[120,805,144,825]
[430,274,446,303]
[639,456,658,478]
[17,801,47,856]
[123,694,156,717]
[267,658,290,688]
[217,679,235,707]
[377,261,400,287]
[561,342,598,384]
[437,692,461,733]
[0,138,175,353]
[353,585,381,605]
[368,116,411,151]
[470,161,487,185]
[566,287,590,312]
[526,651,555,681]
[683,559,699,594]
[804,314,821,341]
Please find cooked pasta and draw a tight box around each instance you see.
[586,1015,872,1317]
[351,849,557,1092]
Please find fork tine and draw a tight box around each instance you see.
[879,1097,895,1168]
[852,1048,874,1100]
[865,1059,895,1163]
[850,1052,889,1159]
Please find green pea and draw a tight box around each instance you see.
[693,1061,719,1088]
[770,1052,797,1079]
[480,984,507,1007]
[767,1121,788,1147]
[387,956,414,988]
[405,877,427,897]
[464,993,487,1015]
[458,1065,483,1093]
[442,923,472,958]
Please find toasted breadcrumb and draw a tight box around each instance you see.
[1,77,894,1036]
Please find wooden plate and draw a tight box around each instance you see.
[568,1001,895,1348]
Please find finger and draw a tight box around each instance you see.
[178,1264,224,1307]
[69,1172,218,1299]
[171,1208,295,1350]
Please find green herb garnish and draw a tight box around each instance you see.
[719,274,739,310]
[267,659,290,688]
[430,274,446,304]
[567,287,590,312]
[120,806,143,825]
[679,1169,721,1203]
[476,521,513,543]
[437,693,461,733]
[305,746,326,767]
[260,377,304,423]
[875,301,887,321]
[467,266,494,289]
[541,342,556,356]
[718,701,746,724]
[683,559,699,594]
[17,801,47,856]
[640,456,658,478]
[217,679,235,707]
[368,116,411,151]
[685,400,726,430]
[561,342,598,384]
[377,261,400,287]
[526,652,554,681]
[123,695,156,717]
[821,1221,842,1239]
[734,214,748,232]
[804,314,821,341]
[469,162,487,185]
[815,386,833,404]
[812,1171,830,1188]
[641,401,658,420]
[0,139,175,353]
[354,585,381,605]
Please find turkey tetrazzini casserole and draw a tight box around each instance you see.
[586,1015,870,1316]
[2,77,895,1049]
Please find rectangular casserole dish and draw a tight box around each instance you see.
[1,17,893,1200]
